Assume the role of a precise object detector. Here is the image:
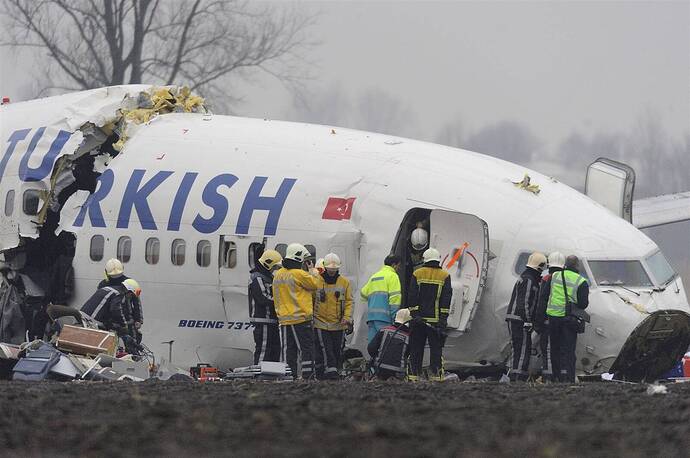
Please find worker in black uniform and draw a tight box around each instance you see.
[505,252,546,381]
[248,249,283,364]
[368,308,412,380]
[534,251,565,382]
[80,284,129,336]
[407,247,452,382]
[545,255,589,383]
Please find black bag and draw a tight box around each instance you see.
[561,272,590,334]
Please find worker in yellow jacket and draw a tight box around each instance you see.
[313,253,353,379]
[273,243,320,379]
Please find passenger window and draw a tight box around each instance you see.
[116,236,132,263]
[275,243,287,258]
[197,240,212,267]
[23,189,41,216]
[145,238,160,265]
[249,243,264,269]
[305,244,316,261]
[4,190,14,216]
[90,235,105,262]
[513,252,531,275]
[171,239,186,266]
[220,240,237,269]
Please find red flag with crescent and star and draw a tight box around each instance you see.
[322,197,356,220]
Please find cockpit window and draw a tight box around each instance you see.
[588,260,652,287]
[645,251,676,286]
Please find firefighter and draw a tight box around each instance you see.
[313,253,353,379]
[361,254,402,343]
[407,247,451,381]
[546,255,590,383]
[248,249,283,364]
[98,258,127,288]
[505,252,545,381]
[534,251,565,382]
[121,278,143,354]
[409,224,429,271]
[368,307,412,380]
[273,243,320,379]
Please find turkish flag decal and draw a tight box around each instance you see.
[322,197,356,220]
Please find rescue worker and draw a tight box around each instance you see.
[313,253,353,380]
[273,243,320,379]
[407,247,451,381]
[409,224,429,271]
[546,255,589,383]
[121,278,143,354]
[367,307,411,380]
[534,251,565,382]
[505,252,545,381]
[248,249,283,364]
[81,281,139,353]
[315,258,325,275]
[361,254,402,343]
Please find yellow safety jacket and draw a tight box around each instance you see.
[273,267,320,325]
[314,274,353,331]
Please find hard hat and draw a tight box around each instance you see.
[258,249,282,271]
[323,253,341,270]
[526,252,547,270]
[548,251,565,269]
[105,258,124,277]
[122,278,141,297]
[315,258,325,273]
[395,308,412,325]
[285,243,311,262]
[422,247,441,264]
[410,227,429,251]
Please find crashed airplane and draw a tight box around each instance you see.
[1,85,689,381]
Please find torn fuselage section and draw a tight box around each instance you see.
[0,86,208,341]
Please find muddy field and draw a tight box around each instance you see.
[1,380,689,457]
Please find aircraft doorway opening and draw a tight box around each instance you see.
[392,207,489,333]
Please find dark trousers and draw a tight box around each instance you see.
[314,328,344,380]
[253,323,281,364]
[549,316,578,382]
[507,320,532,381]
[538,328,553,381]
[409,321,443,377]
[281,322,314,379]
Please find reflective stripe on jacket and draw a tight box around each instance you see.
[273,267,320,325]
[360,265,401,324]
[314,274,353,331]
[546,270,587,317]
[408,266,451,324]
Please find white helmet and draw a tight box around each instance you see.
[323,253,341,270]
[105,258,124,277]
[548,251,565,269]
[285,243,311,262]
[411,227,428,251]
[526,252,547,271]
[422,247,441,264]
[315,258,325,273]
[395,308,412,325]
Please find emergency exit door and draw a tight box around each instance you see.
[429,210,489,333]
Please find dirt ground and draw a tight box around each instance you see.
[1,380,689,457]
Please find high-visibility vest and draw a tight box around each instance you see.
[314,274,353,331]
[546,270,587,317]
[360,265,401,324]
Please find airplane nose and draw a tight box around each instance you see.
[608,310,690,382]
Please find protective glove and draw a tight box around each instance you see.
[345,320,354,335]
[523,322,533,332]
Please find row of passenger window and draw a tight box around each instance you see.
[90,235,238,268]
[89,235,317,270]
[4,189,42,217]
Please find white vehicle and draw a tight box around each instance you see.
[1,85,689,376]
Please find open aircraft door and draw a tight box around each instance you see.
[585,157,636,223]
[429,210,489,333]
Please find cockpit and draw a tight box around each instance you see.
[584,250,678,290]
